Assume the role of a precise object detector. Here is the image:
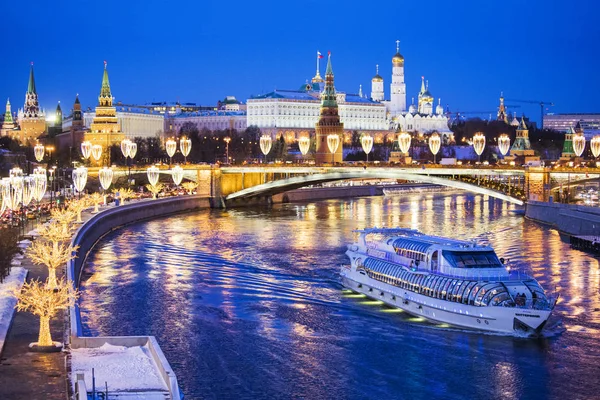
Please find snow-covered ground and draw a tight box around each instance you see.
[0,267,27,355]
[71,343,169,395]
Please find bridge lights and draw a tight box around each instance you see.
[180,136,192,164]
[91,144,103,162]
[298,137,311,156]
[361,134,374,163]
[498,134,511,157]
[572,133,586,158]
[147,166,160,187]
[99,167,114,191]
[34,143,45,162]
[473,132,486,162]
[327,134,341,164]
[398,132,411,155]
[428,133,441,164]
[81,141,92,160]
[260,135,272,162]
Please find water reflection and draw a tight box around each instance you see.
[80,192,600,399]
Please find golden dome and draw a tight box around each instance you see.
[372,74,383,82]
[392,52,404,64]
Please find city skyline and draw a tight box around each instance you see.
[1,0,599,124]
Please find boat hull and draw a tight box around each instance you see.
[341,271,551,337]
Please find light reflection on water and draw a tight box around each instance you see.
[79,192,600,399]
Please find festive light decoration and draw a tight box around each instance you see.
[91,144,102,161]
[21,177,35,207]
[428,133,441,163]
[298,137,311,156]
[473,132,486,157]
[398,132,411,155]
[37,220,72,254]
[72,166,88,194]
[0,179,7,216]
[89,192,104,213]
[591,135,600,158]
[260,135,272,157]
[32,168,47,203]
[147,166,160,186]
[99,167,113,191]
[146,183,165,199]
[4,175,23,211]
[13,277,79,348]
[81,141,92,160]
[180,137,191,163]
[27,238,78,289]
[10,167,23,178]
[121,139,133,158]
[572,132,586,157]
[361,134,374,163]
[182,181,197,194]
[34,143,45,162]
[165,138,177,160]
[498,134,511,156]
[128,141,137,159]
[112,187,134,204]
[171,166,184,186]
[69,196,92,224]
[51,208,76,231]
[327,134,341,164]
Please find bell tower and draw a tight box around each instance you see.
[315,52,344,164]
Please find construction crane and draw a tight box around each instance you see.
[505,99,554,129]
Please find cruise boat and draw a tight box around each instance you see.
[341,228,558,336]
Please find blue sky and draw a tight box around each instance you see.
[1,0,599,124]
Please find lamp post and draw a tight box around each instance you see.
[473,132,486,163]
[573,132,586,158]
[180,136,192,164]
[171,165,184,189]
[298,137,310,161]
[34,143,45,163]
[498,134,511,158]
[224,137,231,164]
[327,134,340,165]
[398,132,411,163]
[260,134,272,163]
[91,144,102,163]
[361,134,374,164]
[165,138,177,166]
[121,139,136,185]
[72,166,88,198]
[428,133,441,164]
[81,141,92,161]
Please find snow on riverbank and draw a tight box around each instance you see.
[0,267,27,354]
[71,343,168,393]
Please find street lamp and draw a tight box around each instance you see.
[147,166,160,187]
[180,137,192,164]
[165,138,177,166]
[361,134,374,163]
[398,131,411,156]
[260,135,272,163]
[34,143,45,162]
[473,132,486,163]
[428,133,441,164]
[171,165,184,187]
[298,137,310,157]
[91,144,102,162]
[99,167,114,191]
[327,134,340,164]
[573,132,586,158]
[81,141,92,160]
[72,166,88,197]
[498,134,511,157]
[224,137,231,164]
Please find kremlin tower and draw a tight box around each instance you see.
[371,64,384,101]
[509,117,534,157]
[1,99,16,136]
[84,61,125,147]
[389,40,406,114]
[497,93,508,123]
[315,52,344,164]
[417,77,434,115]
[17,63,46,142]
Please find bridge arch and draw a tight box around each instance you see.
[225,171,524,205]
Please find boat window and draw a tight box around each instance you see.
[461,281,477,304]
[480,286,506,306]
[451,280,465,302]
[444,280,458,300]
[468,283,486,305]
[474,283,499,306]
[442,251,502,269]
[489,292,511,306]
[433,278,446,298]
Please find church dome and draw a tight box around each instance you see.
[436,103,443,115]
[422,90,433,99]
[372,74,383,82]
[392,52,404,64]
[408,103,417,114]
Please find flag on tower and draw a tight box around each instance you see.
[317,51,324,59]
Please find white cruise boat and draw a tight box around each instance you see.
[341,228,558,336]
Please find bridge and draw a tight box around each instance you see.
[86,165,599,208]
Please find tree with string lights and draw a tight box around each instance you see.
[26,239,78,289]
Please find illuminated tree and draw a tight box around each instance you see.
[89,192,104,213]
[146,183,165,199]
[182,181,197,194]
[26,240,78,289]
[112,187,134,204]
[13,277,79,348]
[68,197,93,223]
[37,221,72,254]
[51,208,76,231]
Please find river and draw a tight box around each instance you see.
[79,192,600,400]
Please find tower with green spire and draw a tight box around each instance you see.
[55,101,62,129]
[315,52,344,164]
[1,98,16,136]
[85,61,125,150]
[509,117,534,155]
[561,126,576,159]
[16,62,46,141]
